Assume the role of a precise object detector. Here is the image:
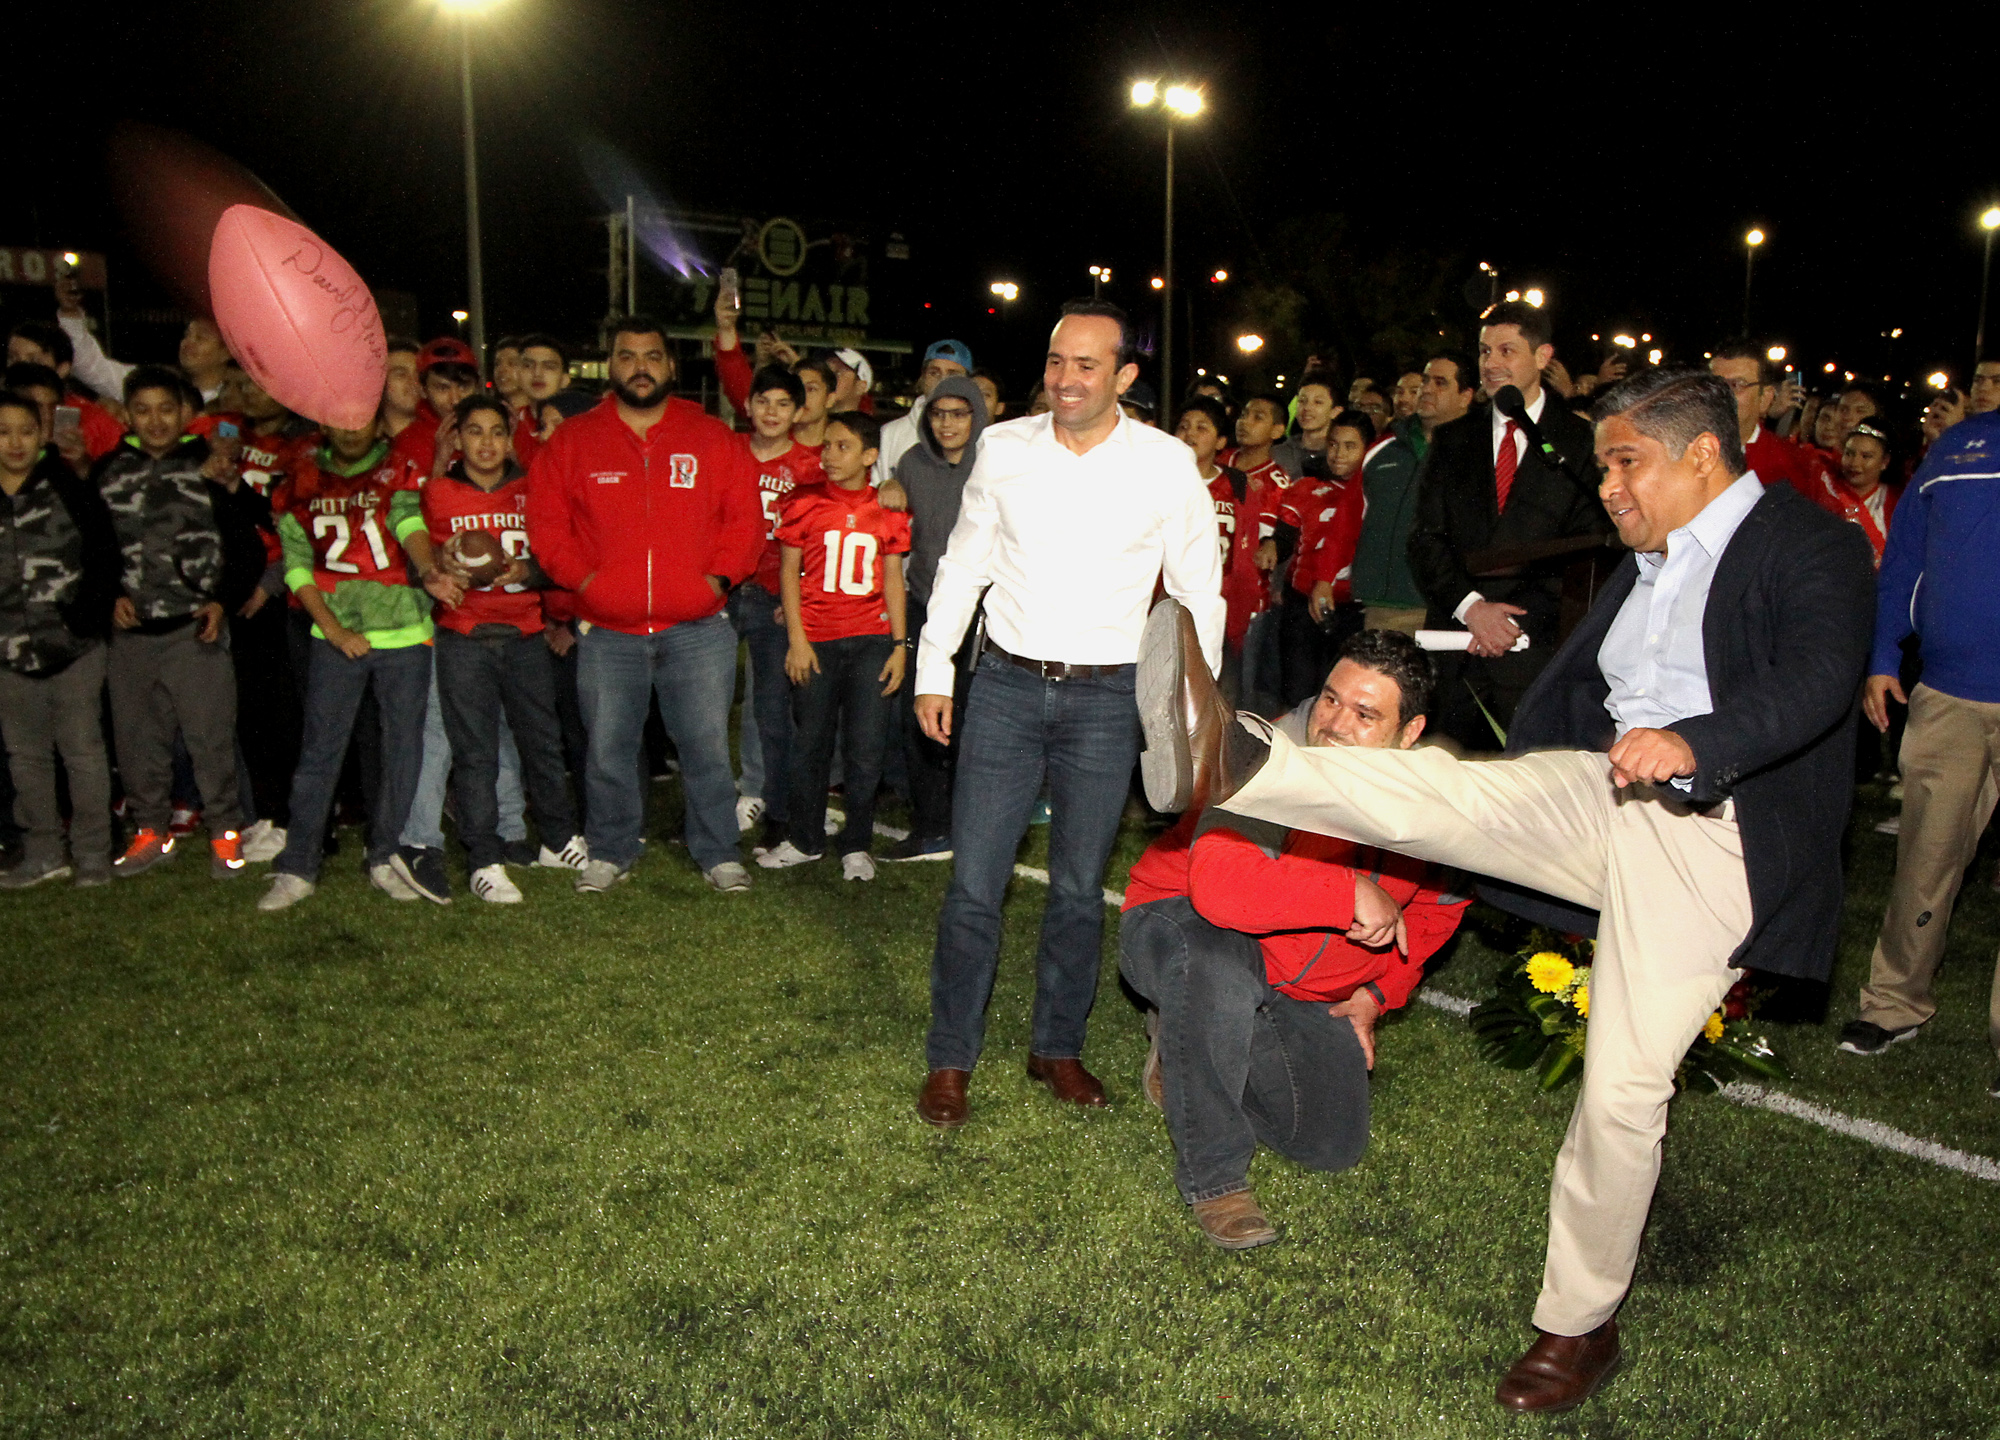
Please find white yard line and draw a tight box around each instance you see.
[830,808,2000,1183]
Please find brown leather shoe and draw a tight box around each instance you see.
[1191,1188,1279,1250]
[915,1068,970,1128]
[1142,1009,1164,1110]
[1136,598,1264,814]
[1495,1321,1623,1413]
[1026,1054,1108,1108]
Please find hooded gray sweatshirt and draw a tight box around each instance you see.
[892,374,988,604]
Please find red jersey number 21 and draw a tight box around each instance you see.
[820,530,878,596]
[314,512,391,574]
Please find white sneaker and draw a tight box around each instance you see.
[841,851,876,882]
[754,840,822,869]
[1874,816,1901,836]
[258,873,315,911]
[470,863,524,903]
[574,858,631,893]
[240,819,287,863]
[536,834,589,869]
[736,794,766,831]
[705,861,752,893]
[369,861,420,901]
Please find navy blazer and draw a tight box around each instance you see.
[1494,481,1876,982]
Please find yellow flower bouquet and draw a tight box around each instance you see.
[1470,929,1787,1093]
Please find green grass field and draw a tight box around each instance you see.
[5,778,1999,1438]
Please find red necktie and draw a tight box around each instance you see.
[1495,420,1519,513]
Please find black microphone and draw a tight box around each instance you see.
[1494,384,1588,484]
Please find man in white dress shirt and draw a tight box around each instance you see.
[910,301,1225,1127]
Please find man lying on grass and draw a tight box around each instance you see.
[1118,629,1468,1249]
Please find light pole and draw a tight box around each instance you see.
[1976,207,2000,368]
[1130,80,1204,409]
[441,0,498,374]
[1742,228,1764,336]
[1089,264,1111,299]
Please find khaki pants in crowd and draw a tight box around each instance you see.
[1857,683,2000,1054]
[1226,735,1750,1335]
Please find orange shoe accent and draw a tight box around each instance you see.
[212,830,245,870]
[118,828,173,863]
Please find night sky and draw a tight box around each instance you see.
[16,3,2000,408]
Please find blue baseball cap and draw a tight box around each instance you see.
[923,339,974,374]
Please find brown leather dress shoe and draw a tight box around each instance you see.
[1026,1054,1108,1107]
[915,1068,970,1128]
[1495,1321,1623,1413]
[1136,598,1265,814]
[1191,1189,1279,1250]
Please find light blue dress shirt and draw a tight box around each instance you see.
[1598,471,1765,738]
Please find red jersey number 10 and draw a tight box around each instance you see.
[820,530,879,597]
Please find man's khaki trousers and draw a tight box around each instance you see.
[1226,733,1751,1335]
[1858,683,2000,1052]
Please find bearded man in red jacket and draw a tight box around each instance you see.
[526,316,762,894]
[1119,629,1467,1250]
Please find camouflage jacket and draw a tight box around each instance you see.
[0,449,119,677]
[92,435,227,627]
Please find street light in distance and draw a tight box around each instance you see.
[1131,77,1206,404]
[1236,334,1264,353]
[1523,288,1545,308]
[1766,345,1786,362]
[1211,269,1228,284]
[1150,277,1164,290]
[1929,371,1952,389]
[989,281,1018,302]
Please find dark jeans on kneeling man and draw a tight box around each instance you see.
[1119,895,1370,1202]
[925,647,1141,1072]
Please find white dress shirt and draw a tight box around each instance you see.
[1598,470,1765,739]
[914,411,1225,696]
[1456,386,1550,622]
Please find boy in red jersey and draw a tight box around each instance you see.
[727,366,824,855]
[389,338,480,478]
[1174,396,1262,704]
[758,411,909,881]
[258,413,453,910]
[1280,412,1373,706]
[423,396,584,902]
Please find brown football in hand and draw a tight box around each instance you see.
[451,530,507,588]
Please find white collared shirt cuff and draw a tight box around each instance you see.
[1452,591,1484,624]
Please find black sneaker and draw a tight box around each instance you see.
[1837,1019,1920,1055]
[390,845,453,905]
[502,837,539,867]
[882,832,953,862]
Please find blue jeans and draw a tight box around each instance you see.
[275,640,431,880]
[788,633,893,857]
[576,613,739,871]
[401,660,525,850]
[728,581,792,827]
[1119,897,1369,1201]
[925,649,1141,1071]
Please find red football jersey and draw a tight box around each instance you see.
[776,483,911,642]
[422,464,541,635]
[239,430,310,497]
[1205,467,1243,569]
[1281,475,1349,596]
[274,449,421,592]
[744,438,826,593]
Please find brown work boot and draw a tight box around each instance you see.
[1191,1189,1279,1250]
[1025,1054,1108,1107]
[1136,598,1268,814]
[1142,1009,1164,1110]
[915,1068,970,1128]
[1495,1321,1623,1413]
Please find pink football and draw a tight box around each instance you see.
[208,204,388,431]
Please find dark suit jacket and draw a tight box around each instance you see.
[1406,399,1606,639]
[1495,482,1876,982]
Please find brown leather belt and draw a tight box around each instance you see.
[983,637,1132,681]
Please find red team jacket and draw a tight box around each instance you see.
[745,439,826,594]
[422,463,542,635]
[1125,810,1468,1009]
[776,483,911,642]
[525,397,762,635]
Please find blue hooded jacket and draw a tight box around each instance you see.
[1871,409,2000,699]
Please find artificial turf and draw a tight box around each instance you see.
[4,778,1999,1437]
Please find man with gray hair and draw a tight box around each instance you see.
[1138,368,1874,1413]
